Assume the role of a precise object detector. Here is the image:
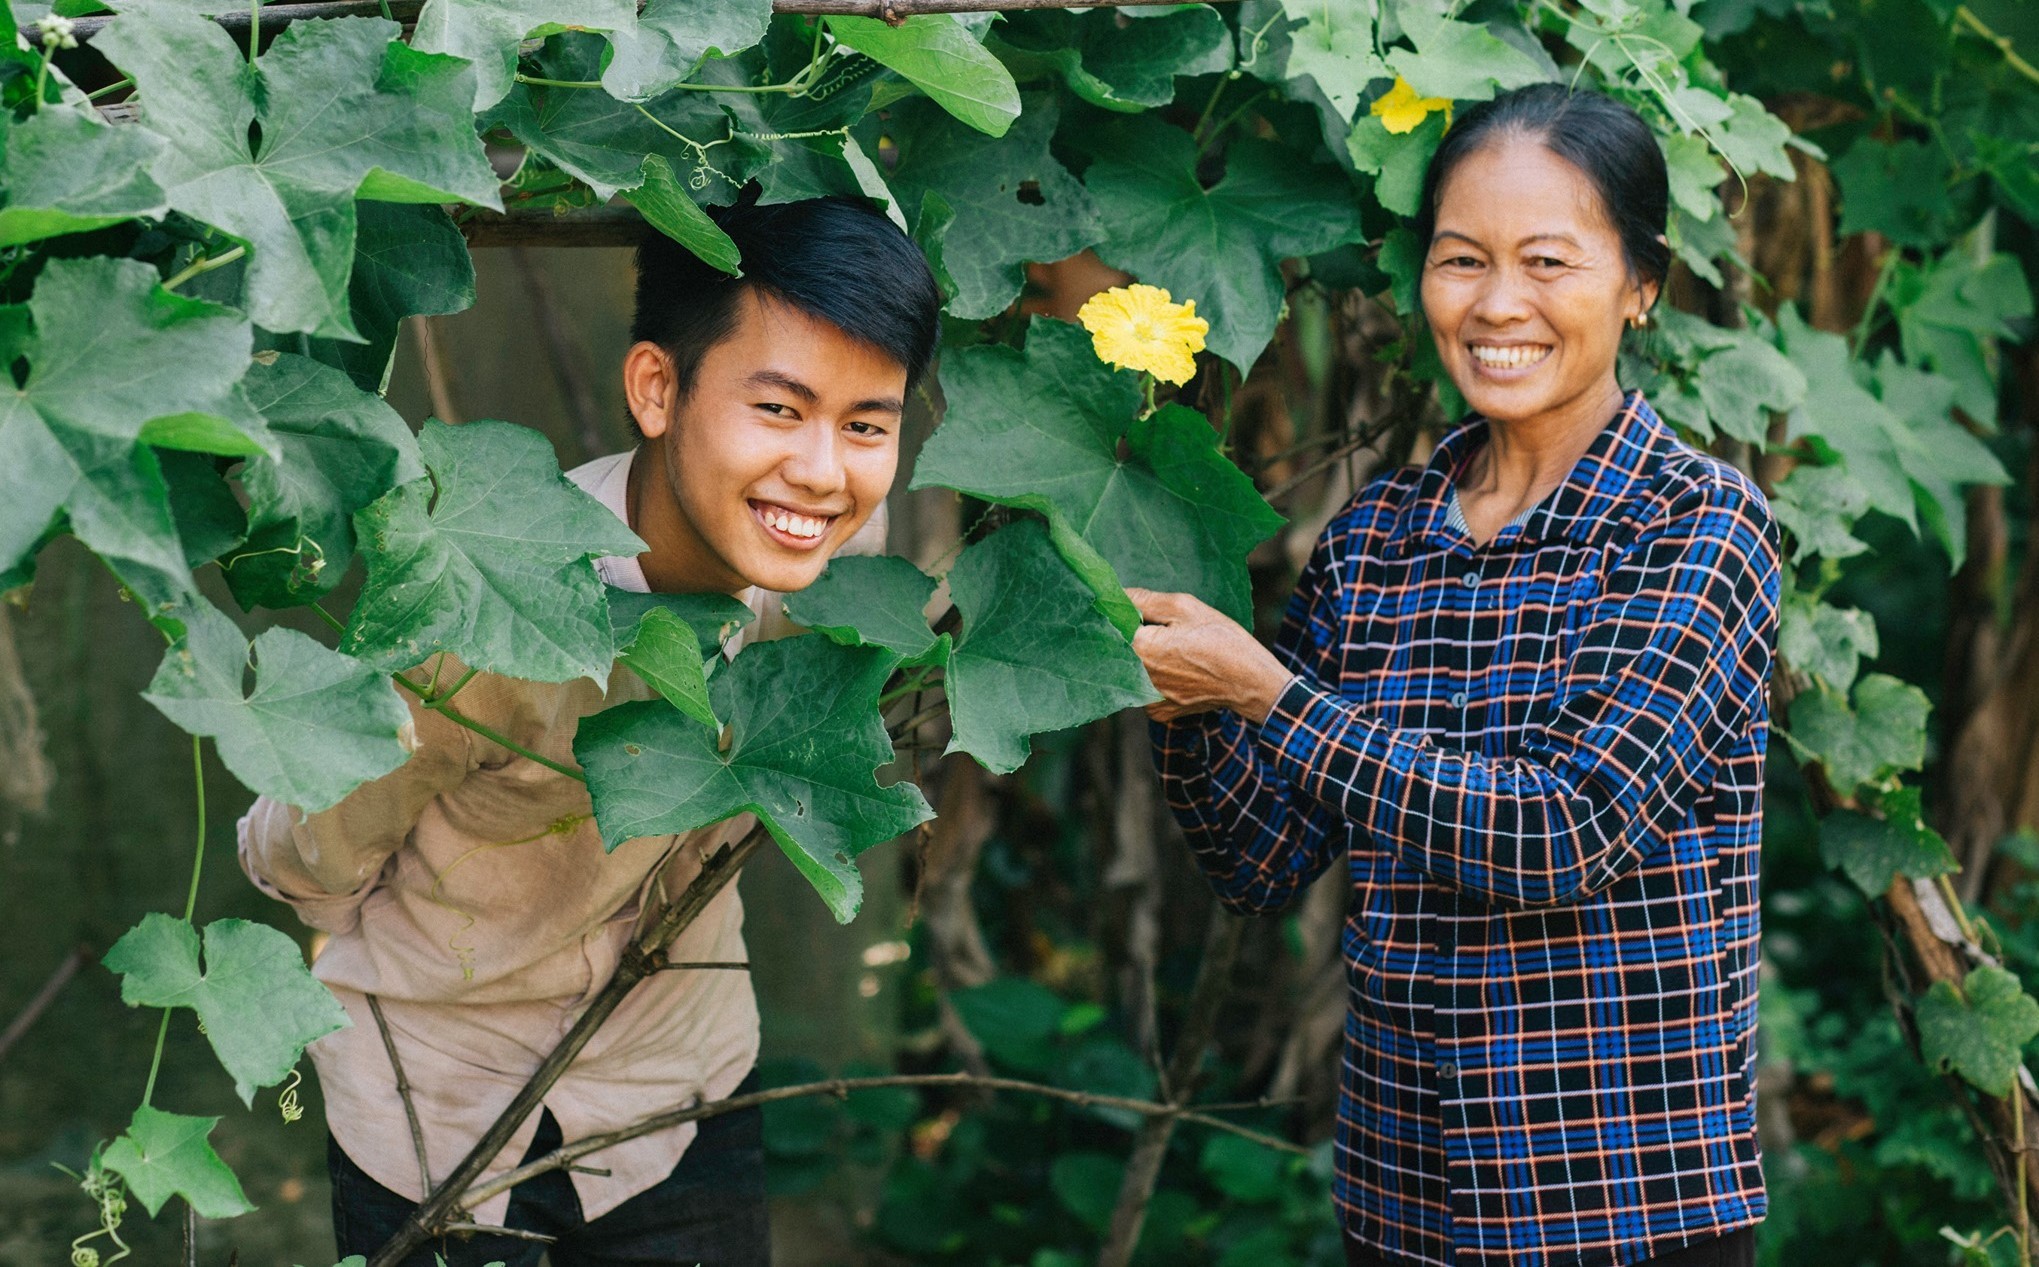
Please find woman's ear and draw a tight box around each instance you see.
[623,341,675,440]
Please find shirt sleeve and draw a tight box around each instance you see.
[1148,529,1346,915]
[237,658,476,933]
[1257,477,1780,910]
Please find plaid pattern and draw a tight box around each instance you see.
[1154,394,1778,1266]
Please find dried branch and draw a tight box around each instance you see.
[365,993,432,1194]
[0,943,86,1065]
[458,1069,1306,1214]
[408,316,462,426]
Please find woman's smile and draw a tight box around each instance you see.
[1467,342,1554,374]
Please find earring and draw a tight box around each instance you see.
[1628,311,1651,330]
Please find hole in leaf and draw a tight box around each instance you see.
[247,118,263,159]
[8,356,27,389]
[1015,180,1044,206]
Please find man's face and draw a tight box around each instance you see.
[628,290,907,595]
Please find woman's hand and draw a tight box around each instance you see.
[1126,588,1294,724]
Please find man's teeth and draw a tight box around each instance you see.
[762,507,828,539]
[1470,344,1552,369]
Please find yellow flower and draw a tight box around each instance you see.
[1371,76,1451,135]
[1076,283,1209,386]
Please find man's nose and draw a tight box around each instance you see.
[781,422,847,497]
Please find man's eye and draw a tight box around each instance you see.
[756,402,792,416]
[846,420,888,438]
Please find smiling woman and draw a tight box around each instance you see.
[1127,84,1780,1267]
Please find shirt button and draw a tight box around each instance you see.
[1449,691,1468,709]
[1439,1062,1460,1081]
[1460,571,1480,588]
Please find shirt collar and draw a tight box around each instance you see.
[1387,390,1668,558]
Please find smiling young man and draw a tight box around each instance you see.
[238,196,941,1266]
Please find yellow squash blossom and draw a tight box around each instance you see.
[1076,283,1209,386]
[1372,76,1451,135]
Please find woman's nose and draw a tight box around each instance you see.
[1469,267,1534,324]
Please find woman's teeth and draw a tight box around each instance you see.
[1470,344,1552,370]
[760,506,828,539]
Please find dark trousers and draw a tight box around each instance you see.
[1345,1226,1755,1267]
[329,1071,770,1267]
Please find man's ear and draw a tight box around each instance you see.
[623,341,676,439]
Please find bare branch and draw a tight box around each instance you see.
[366,993,432,1194]
[0,943,85,1065]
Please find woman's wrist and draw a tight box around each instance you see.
[1235,660,1296,725]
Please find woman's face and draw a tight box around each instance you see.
[1419,134,1655,430]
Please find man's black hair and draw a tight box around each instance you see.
[629,195,943,414]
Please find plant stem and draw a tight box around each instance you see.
[311,603,347,636]
[249,0,260,65]
[877,666,935,708]
[87,76,132,100]
[389,672,587,782]
[142,736,209,1107]
[161,245,248,292]
[1849,246,1899,353]
[1956,5,2039,86]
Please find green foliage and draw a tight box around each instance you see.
[616,607,719,729]
[0,105,164,247]
[1787,672,1931,796]
[100,1106,253,1219]
[344,419,645,681]
[783,554,948,665]
[1816,788,1958,898]
[103,913,350,1104]
[829,16,1020,138]
[1917,966,2039,1098]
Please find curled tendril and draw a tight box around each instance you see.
[57,1155,130,1267]
[278,1066,305,1124]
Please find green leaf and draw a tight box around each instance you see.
[1787,672,1930,797]
[989,6,1230,112]
[600,0,773,102]
[1281,0,1387,121]
[98,9,502,339]
[577,637,934,922]
[1872,352,2010,565]
[783,554,945,665]
[609,588,755,657]
[914,319,1284,627]
[345,419,646,682]
[1917,965,2039,1098]
[0,256,259,615]
[1081,115,1362,368]
[303,202,477,392]
[1833,137,1956,249]
[1892,251,2035,423]
[619,607,718,729]
[1711,93,1796,181]
[1818,793,1957,898]
[1692,332,1807,444]
[1385,4,1548,102]
[1201,1133,1288,1203]
[160,451,248,569]
[941,519,1157,774]
[1347,107,1445,217]
[622,154,744,275]
[101,1105,253,1219]
[224,353,426,610]
[1778,590,1877,691]
[104,912,352,1103]
[485,36,771,204]
[885,92,1101,320]
[1050,1152,1125,1231]
[410,0,638,108]
[144,601,412,811]
[0,105,165,247]
[1659,131,1725,224]
[1777,306,1916,529]
[829,15,1020,137]
[950,975,1067,1072]
[1770,463,1871,563]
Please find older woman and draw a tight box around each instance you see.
[1129,85,1778,1267]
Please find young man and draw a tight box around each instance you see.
[238,197,942,1265]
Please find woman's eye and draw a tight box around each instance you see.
[1434,255,1481,269]
[1532,256,1569,269]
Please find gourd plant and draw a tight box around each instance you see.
[0,0,2033,1257]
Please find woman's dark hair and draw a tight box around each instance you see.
[630,194,943,406]
[1414,83,1671,295]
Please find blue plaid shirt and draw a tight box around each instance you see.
[1154,394,1777,1266]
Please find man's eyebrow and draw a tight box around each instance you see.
[743,370,819,404]
[850,395,905,415]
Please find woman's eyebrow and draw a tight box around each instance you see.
[1519,232,1585,250]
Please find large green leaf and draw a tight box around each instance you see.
[942,519,1157,775]
[913,319,1284,628]
[302,201,477,392]
[0,105,165,247]
[344,419,646,682]
[1778,307,1918,529]
[618,607,718,729]
[1384,4,1547,102]
[485,35,771,203]
[577,637,934,922]
[1080,115,1362,368]
[0,257,261,615]
[1769,463,1871,563]
[101,1106,253,1219]
[609,588,755,656]
[600,0,773,102]
[410,0,638,108]
[1689,327,1807,445]
[1834,136,1957,250]
[830,15,1020,137]
[225,353,426,610]
[1872,352,2010,565]
[104,912,352,1103]
[885,93,1101,320]
[144,601,411,811]
[1917,965,2039,1098]
[1892,250,2035,423]
[1778,590,1877,691]
[1787,672,1930,797]
[783,554,947,665]
[623,154,744,274]
[1281,0,1386,121]
[1817,789,1957,898]
[98,9,501,339]
[990,7,1231,112]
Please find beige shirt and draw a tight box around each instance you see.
[239,449,874,1225]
